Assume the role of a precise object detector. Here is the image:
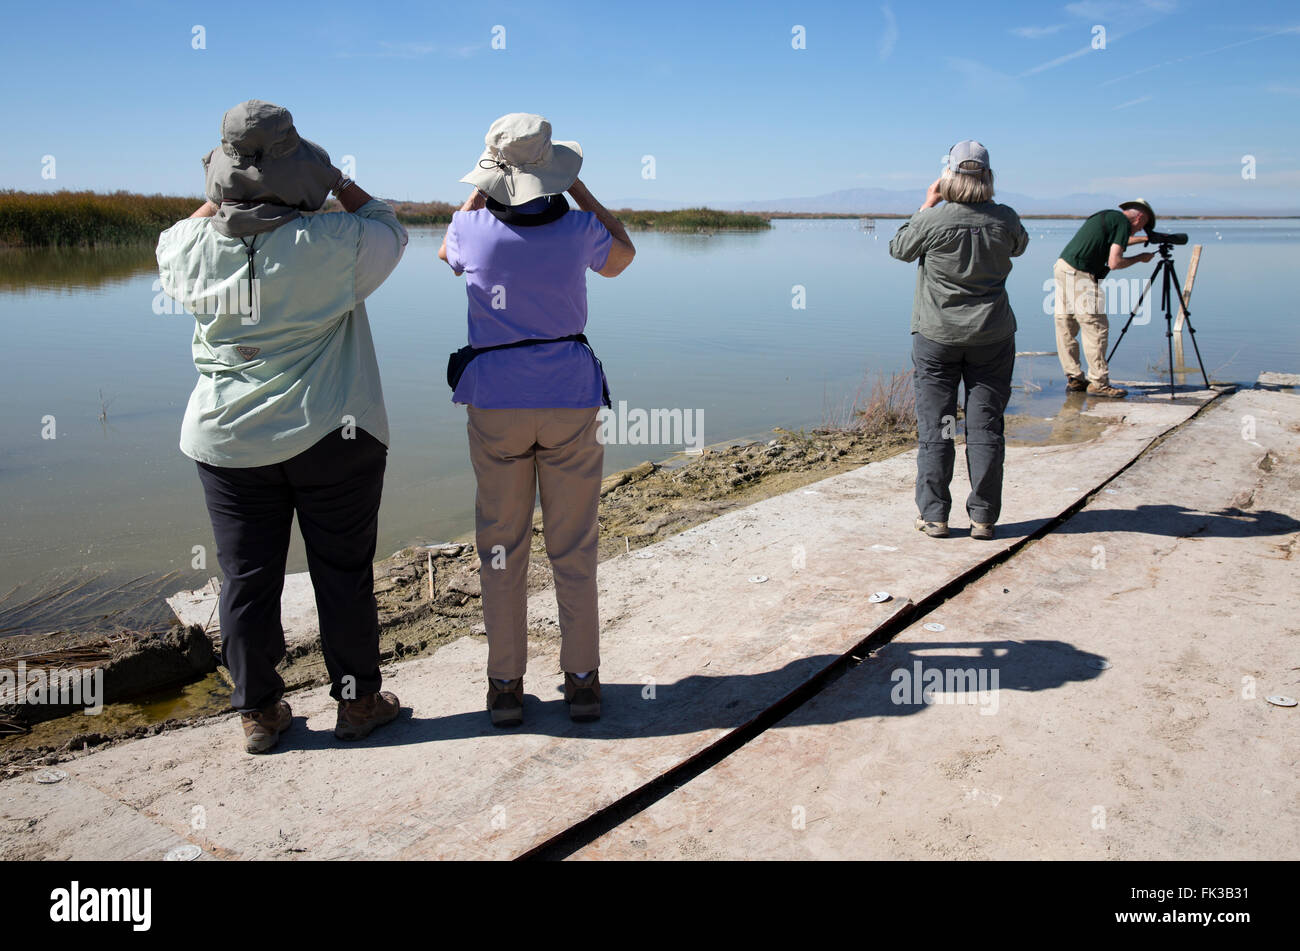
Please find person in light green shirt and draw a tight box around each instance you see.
[156,100,407,754]
[158,195,404,467]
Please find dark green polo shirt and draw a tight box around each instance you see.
[1060,210,1131,279]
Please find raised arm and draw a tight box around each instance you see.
[889,178,942,263]
[438,188,486,275]
[567,179,635,277]
[348,190,409,303]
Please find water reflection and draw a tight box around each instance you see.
[0,218,1295,640]
[0,243,157,293]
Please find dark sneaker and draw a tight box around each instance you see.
[334,690,401,741]
[1087,382,1127,398]
[914,515,950,538]
[1066,376,1088,392]
[241,700,292,754]
[970,521,995,541]
[564,671,601,722]
[486,678,524,728]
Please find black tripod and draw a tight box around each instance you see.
[1107,241,1210,398]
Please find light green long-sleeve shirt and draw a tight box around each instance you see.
[156,200,407,467]
[888,200,1029,347]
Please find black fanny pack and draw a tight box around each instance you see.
[446,333,611,407]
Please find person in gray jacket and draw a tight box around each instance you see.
[888,141,1029,541]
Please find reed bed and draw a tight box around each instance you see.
[1,191,773,246]
[0,190,200,247]
[384,199,458,225]
[613,206,771,231]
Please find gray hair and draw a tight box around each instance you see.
[938,165,995,204]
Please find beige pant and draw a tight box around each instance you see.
[467,406,603,680]
[1053,258,1111,385]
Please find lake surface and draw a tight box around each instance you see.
[1,217,1297,637]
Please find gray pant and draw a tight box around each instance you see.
[912,332,1015,525]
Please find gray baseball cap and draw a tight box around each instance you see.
[948,140,990,175]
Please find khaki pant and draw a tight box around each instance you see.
[467,406,603,680]
[1053,257,1111,385]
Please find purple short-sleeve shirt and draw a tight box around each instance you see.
[445,199,613,408]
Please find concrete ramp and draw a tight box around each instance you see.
[574,390,1300,860]
[2,397,1211,860]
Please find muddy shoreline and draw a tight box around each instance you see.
[2,411,1103,775]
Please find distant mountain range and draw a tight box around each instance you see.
[609,187,1300,217]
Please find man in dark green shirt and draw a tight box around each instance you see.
[1053,199,1156,397]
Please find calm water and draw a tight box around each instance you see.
[1,218,1297,636]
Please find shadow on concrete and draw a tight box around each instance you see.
[271,639,1106,749]
[769,639,1105,731]
[998,504,1300,540]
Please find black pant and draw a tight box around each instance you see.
[195,428,387,712]
[912,332,1015,524]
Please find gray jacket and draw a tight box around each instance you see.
[889,200,1029,346]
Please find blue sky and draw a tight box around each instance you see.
[2,0,1297,208]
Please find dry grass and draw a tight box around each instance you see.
[821,369,917,436]
[0,190,200,247]
[380,199,458,225]
[1,191,774,246]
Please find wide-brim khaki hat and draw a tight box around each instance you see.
[460,113,582,205]
[1119,198,1156,233]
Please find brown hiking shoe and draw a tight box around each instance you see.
[241,700,292,754]
[486,678,524,728]
[914,515,950,538]
[1087,382,1127,398]
[1066,375,1088,392]
[564,671,601,722]
[334,690,401,741]
[970,521,995,541]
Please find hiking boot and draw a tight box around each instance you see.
[914,516,950,538]
[1087,382,1127,398]
[241,700,292,754]
[486,678,524,728]
[334,690,401,741]
[970,521,995,541]
[1066,375,1088,392]
[564,671,601,722]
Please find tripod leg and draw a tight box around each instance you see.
[1167,265,1212,389]
[1107,260,1161,363]
[1166,314,1176,398]
[1170,267,1180,397]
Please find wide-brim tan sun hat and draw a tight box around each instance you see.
[460,113,582,205]
[1119,198,1157,233]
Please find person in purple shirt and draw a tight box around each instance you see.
[438,113,635,727]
